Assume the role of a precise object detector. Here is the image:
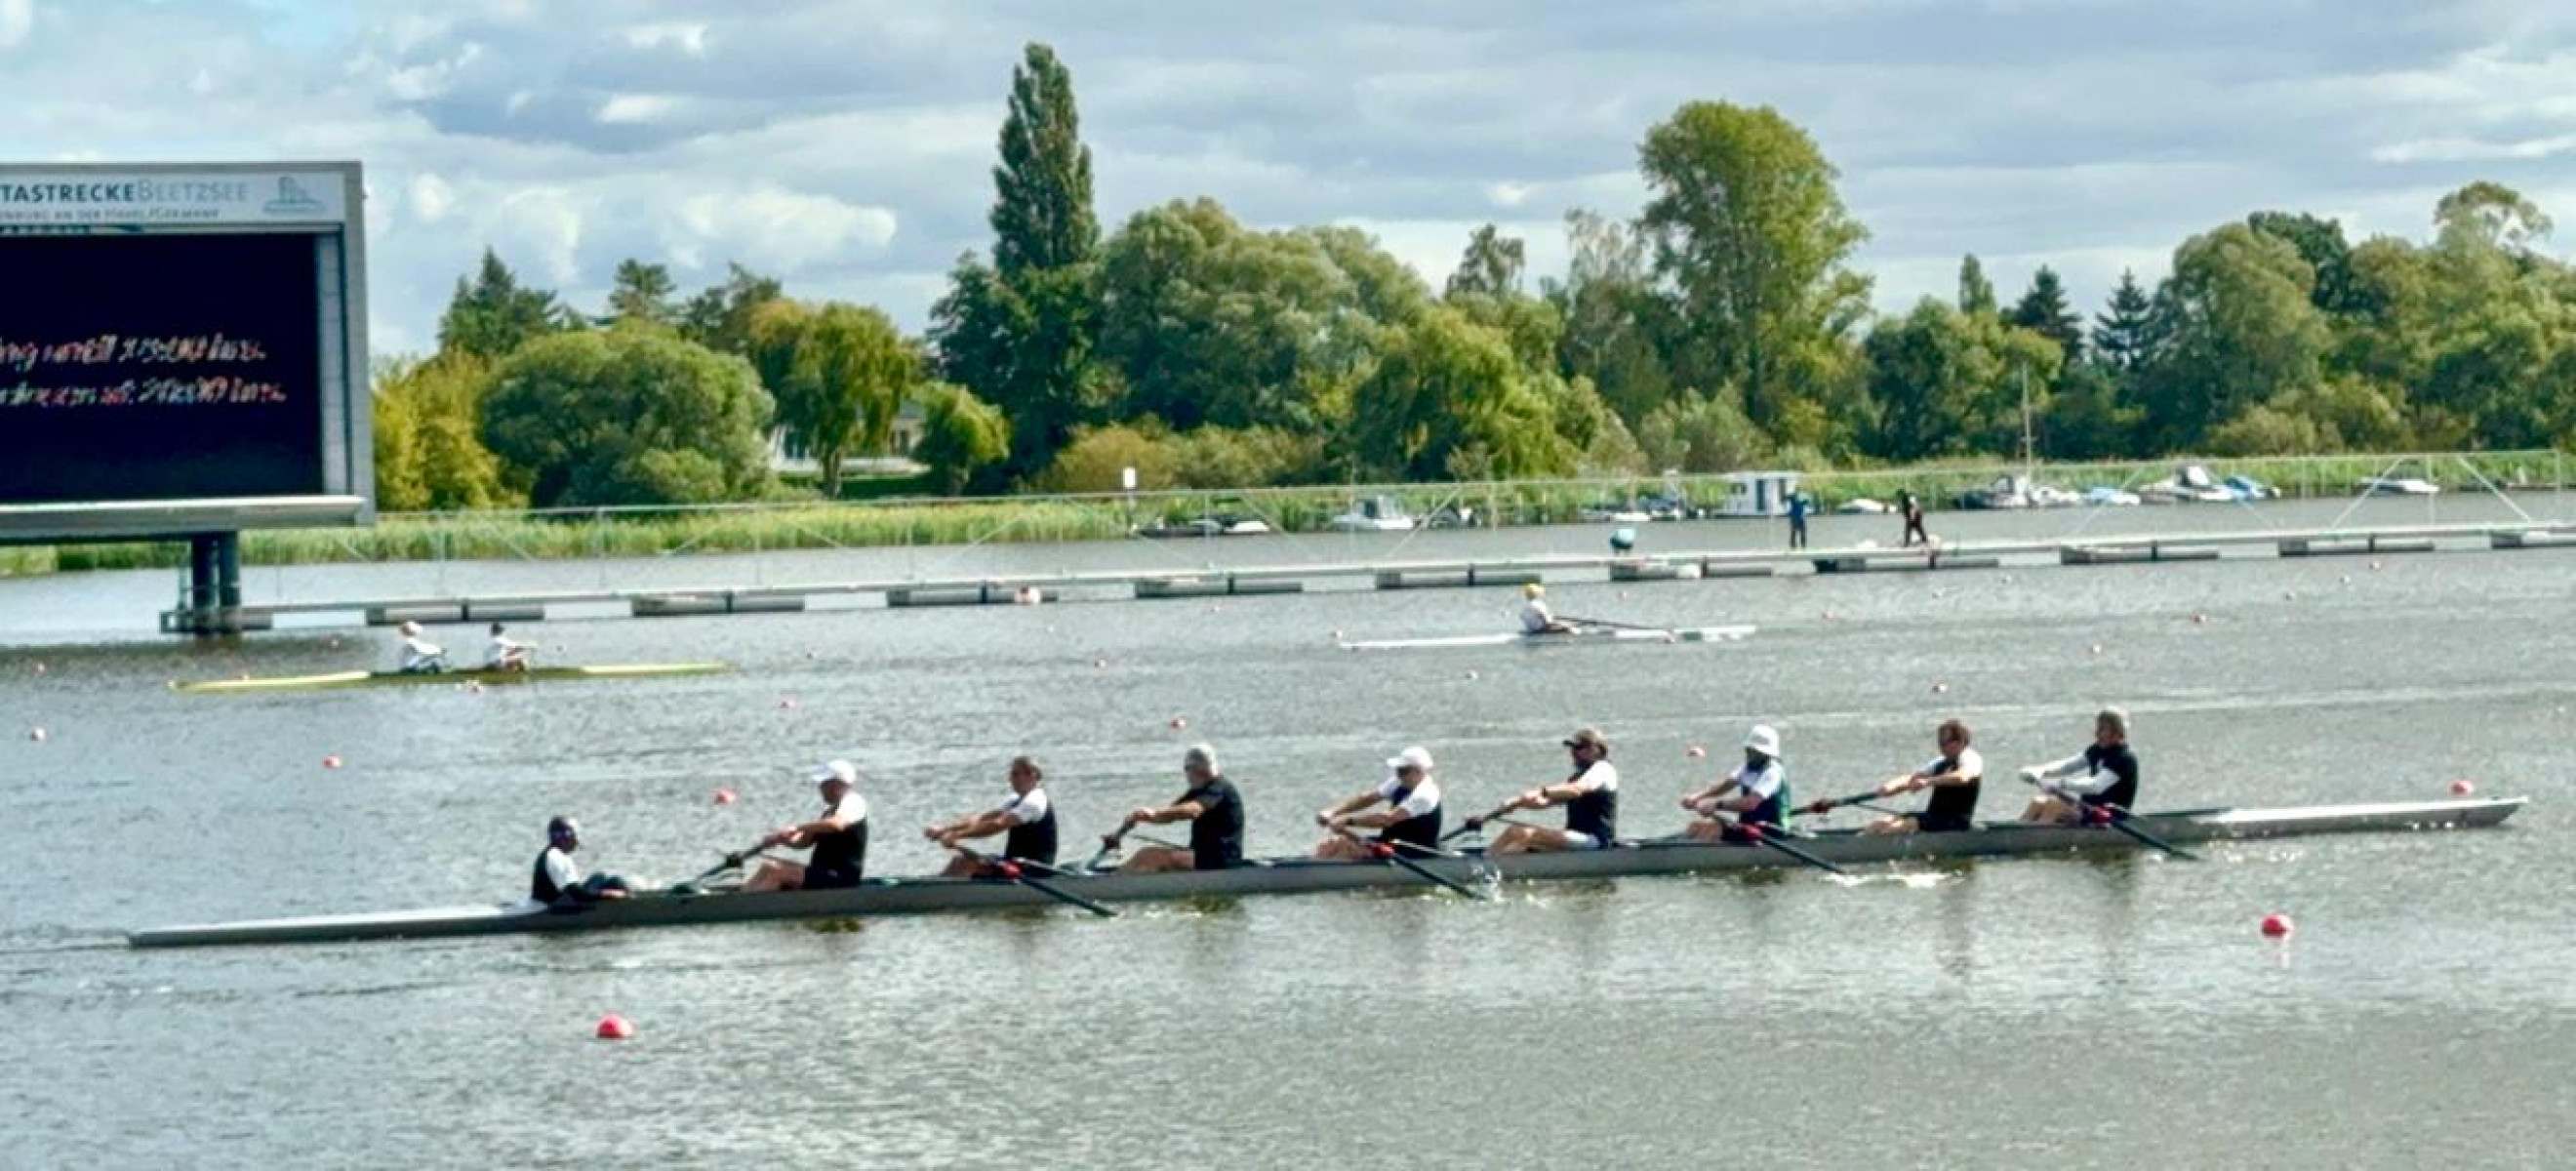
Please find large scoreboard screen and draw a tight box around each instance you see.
[0,233,326,503]
[0,162,369,543]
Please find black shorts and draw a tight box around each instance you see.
[1914,813,1975,834]
[803,865,864,891]
[1192,851,1240,872]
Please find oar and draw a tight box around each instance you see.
[1557,614,1665,633]
[1442,801,1522,842]
[2020,776,2198,861]
[1795,787,1904,817]
[1728,821,1850,877]
[664,845,768,895]
[951,846,1118,917]
[1334,829,1488,900]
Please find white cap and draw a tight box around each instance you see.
[1386,746,1434,773]
[809,759,860,787]
[1743,724,1783,758]
[398,621,422,636]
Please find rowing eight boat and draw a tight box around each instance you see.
[177,663,730,694]
[1340,624,1756,652]
[126,796,2521,948]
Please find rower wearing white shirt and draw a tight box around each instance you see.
[1314,746,1443,859]
[1482,727,1619,854]
[744,760,870,892]
[531,817,630,908]
[483,622,533,672]
[1860,719,1984,835]
[2019,707,2141,824]
[395,621,447,674]
[928,756,1060,876]
[1680,724,1791,841]
[1519,583,1579,635]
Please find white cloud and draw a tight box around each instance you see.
[596,93,680,125]
[2372,134,2576,164]
[673,186,899,273]
[0,0,31,50]
[410,172,456,223]
[624,21,710,57]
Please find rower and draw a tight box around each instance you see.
[1483,727,1619,854]
[743,760,870,892]
[395,621,447,674]
[926,755,1058,877]
[1313,746,1442,860]
[483,622,534,672]
[1519,583,1579,635]
[1854,719,1982,835]
[2019,707,2140,824]
[1679,724,1791,841]
[532,817,630,908]
[1108,744,1244,873]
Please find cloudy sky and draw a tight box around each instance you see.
[9,0,2574,353]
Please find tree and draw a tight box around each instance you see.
[607,260,679,327]
[758,302,917,498]
[1346,306,1572,481]
[2039,362,2139,460]
[1957,255,1996,316]
[481,329,775,507]
[1863,299,2063,461]
[437,249,569,360]
[1636,389,1768,472]
[373,353,518,511]
[1445,223,1526,298]
[1636,101,1870,430]
[910,382,1010,494]
[2133,223,2331,451]
[931,42,1105,481]
[1546,208,1674,428]
[2435,181,2553,254]
[1034,423,1177,493]
[2009,265,2083,361]
[678,263,785,355]
[2248,212,2357,314]
[2090,269,2160,372]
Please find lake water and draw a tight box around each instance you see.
[3,495,2571,1167]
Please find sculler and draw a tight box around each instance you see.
[1481,727,1619,854]
[1679,724,1791,841]
[2018,707,2140,824]
[395,621,447,674]
[1312,746,1442,859]
[1853,719,1983,835]
[532,817,630,908]
[743,760,870,892]
[1519,583,1579,635]
[926,755,1059,876]
[483,622,534,672]
[1108,744,1245,872]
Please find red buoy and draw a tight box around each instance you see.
[1169,716,1188,731]
[594,1014,634,1040]
[2449,779,2475,796]
[1685,745,1706,759]
[322,754,343,769]
[2260,913,2294,939]
[778,698,797,710]
[713,787,738,806]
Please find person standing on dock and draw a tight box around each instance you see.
[1519,583,1579,635]
[2017,707,2140,824]
[744,760,870,892]
[928,756,1059,876]
[1109,744,1246,872]
[483,623,533,672]
[532,817,630,908]
[1312,746,1443,859]
[1845,719,1982,835]
[1679,725,1791,841]
[1900,491,1929,547]
[1787,491,1810,549]
[395,621,447,674]
[1481,728,1620,854]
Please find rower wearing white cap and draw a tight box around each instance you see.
[1519,583,1579,635]
[1680,724,1791,841]
[1480,727,1620,854]
[1313,747,1444,860]
[743,760,870,892]
[395,621,447,674]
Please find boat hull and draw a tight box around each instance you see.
[128,797,2523,949]
[1342,625,1755,652]
[178,663,728,694]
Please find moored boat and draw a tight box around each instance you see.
[127,797,2522,949]
[178,663,729,694]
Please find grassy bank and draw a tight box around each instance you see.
[2,449,2561,577]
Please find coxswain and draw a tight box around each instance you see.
[1852,719,1982,835]
[396,621,447,674]
[1679,724,1791,841]
[532,817,630,908]
[1108,744,1245,873]
[1481,727,1619,854]
[743,760,870,892]
[1313,746,1442,860]
[926,755,1059,876]
[1519,583,1579,636]
[483,622,534,672]
[2018,707,2140,824]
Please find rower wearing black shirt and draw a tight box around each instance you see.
[929,755,1060,876]
[744,760,870,892]
[1482,727,1621,854]
[1111,744,1246,872]
[2018,707,2141,823]
[1859,719,1984,835]
[1313,746,1443,859]
[530,816,630,908]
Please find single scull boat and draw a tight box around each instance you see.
[177,663,729,694]
[1340,624,1756,652]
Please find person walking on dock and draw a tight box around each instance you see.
[1900,491,1930,547]
[1787,492,1810,549]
